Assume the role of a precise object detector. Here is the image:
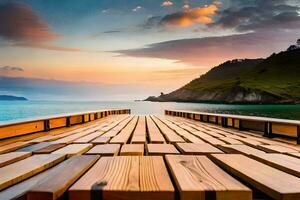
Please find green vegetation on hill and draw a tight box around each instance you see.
[242,49,300,99]
[146,42,300,104]
[183,48,300,102]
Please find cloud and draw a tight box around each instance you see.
[161,1,174,7]
[102,30,122,34]
[143,16,163,29]
[114,30,300,67]
[145,4,218,28]
[102,9,109,13]
[210,0,300,32]
[0,2,83,52]
[0,66,24,72]
[132,6,142,12]
[0,2,58,43]
[12,43,83,52]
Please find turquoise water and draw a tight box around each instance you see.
[1,100,300,122]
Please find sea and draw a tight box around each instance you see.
[1,100,300,123]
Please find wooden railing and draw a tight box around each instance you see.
[0,109,130,140]
[165,110,300,144]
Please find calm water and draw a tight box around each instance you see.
[1,100,300,122]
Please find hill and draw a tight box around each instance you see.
[146,41,300,104]
[0,95,28,101]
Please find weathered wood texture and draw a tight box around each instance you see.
[0,152,32,168]
[51,144,92,157]
[0,154,65,190]
[166,155,251,200]
[147,144,179,155]
[151,116,185,143]
[211,154,300,200]
[1,113,300,200]
[86,144,121,156]
[120,144,144,156]
[69,156,174,200]
[27,155,99,200]
[146,116,165,143]
[131,116,146,144]
[176,143,223,155]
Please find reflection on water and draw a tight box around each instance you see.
[1,100,300,122]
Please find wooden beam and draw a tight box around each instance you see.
[69,156,174,200]
[27,155,99,200]
[166,155,251,200]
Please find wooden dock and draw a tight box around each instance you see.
[1,109,300,200]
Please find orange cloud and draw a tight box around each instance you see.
[0,2,58,43]
[0,2,83,52]
[161,4,218,27]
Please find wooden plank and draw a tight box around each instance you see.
[101,129,120,137]
[27,155,99,200]
[0,155,96,199]
[15,142,53,152]
[73,130,104,143]
[146,116,165,143]
[0,152,32,168]
[131,116,146,144]
[151,116,185,143]
[147,144,180,155]
[51,126,101,144]
[69,156,174,200]
[257,144,299,153]
[201,137,226,145]
[176,143,223,155]
[110,117,138,144]
[86,144,121,156]
[210,154,300,200]
[33,143,66,154]
[49,117,66,129]
[227,135,263,146]
[175,129,206,143]
[0,120,44,140]
[91,136,111,144]
[52,144,92,158]
[248,153,300,178]
[120,144,144,156]
[219,144,266,155]
[0,154,65,190]
[202,130,226,138]
[190,131,214,139]
[101,116,133,137]
[288,152,300,158]
[0,130,48,147]
[218,137,243,145]
[165,155,251,200]
[277,143,300,152]
[243,135,281,145]
[0,141,31,154]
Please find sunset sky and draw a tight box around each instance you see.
[1,0,300,100]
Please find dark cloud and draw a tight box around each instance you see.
[143,16,162,29]
[0,66,24,72]
[0,2,58,43]
[210,0,300,31]
[103,30,122,34]
[114,30,300,66]
[0,2,83,52]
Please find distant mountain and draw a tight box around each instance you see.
[0,95,27,101]
[146,40,300,104]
